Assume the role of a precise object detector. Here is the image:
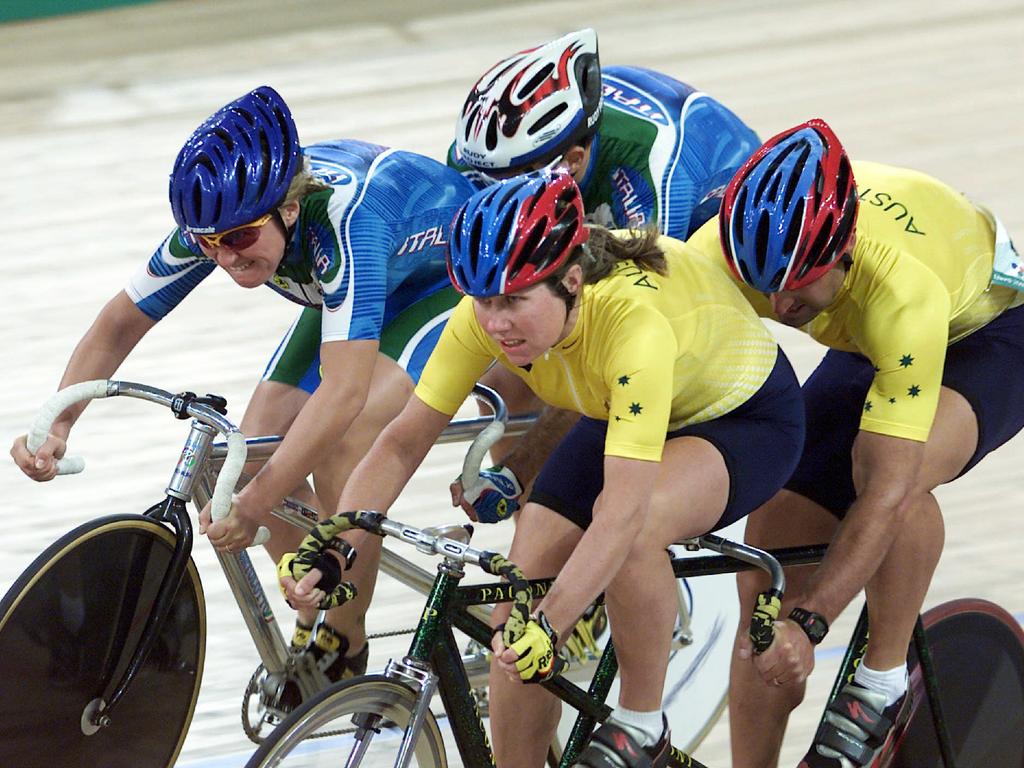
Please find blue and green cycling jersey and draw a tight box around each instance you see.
[447,65,759,240]
[127,140,475,383]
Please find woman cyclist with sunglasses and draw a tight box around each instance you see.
[10,85,475,690]
[286,169,805,768]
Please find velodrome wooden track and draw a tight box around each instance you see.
[1,0,1022,764]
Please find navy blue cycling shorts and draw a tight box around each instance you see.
[786,302,1024,517]
[530,348,805,532]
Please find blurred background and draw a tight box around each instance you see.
[1,1,1021,765]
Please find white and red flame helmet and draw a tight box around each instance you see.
[455,29,602,173]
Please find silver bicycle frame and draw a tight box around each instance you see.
[191,408,537,689]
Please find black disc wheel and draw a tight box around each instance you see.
[0,514,205,768]
[893,598,1024,767]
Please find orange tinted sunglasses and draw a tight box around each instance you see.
[195,212,275,250]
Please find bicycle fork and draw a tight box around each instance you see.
[83,419,212,730]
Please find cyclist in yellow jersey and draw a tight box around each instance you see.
[285,169,805,768]
[687,119,1024,768]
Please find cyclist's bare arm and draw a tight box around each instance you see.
[230,338,380,527]
[533,455,659,639]
[753,430,923,682]
[11,290,155,480]
[293,394,450,596]
[341,394,451,512]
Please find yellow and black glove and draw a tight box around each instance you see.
[280,518,358,609]
[509,611,566,684]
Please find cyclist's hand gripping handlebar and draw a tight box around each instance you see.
[28,380,270,546]
[458,383,509,504]
[696,533,786,655]
[26,380,107,475]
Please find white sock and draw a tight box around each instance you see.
[609,706,664,747]
[853,661,908,706]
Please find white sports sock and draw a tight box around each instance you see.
[853,661,909,705]
[609,706,665,747]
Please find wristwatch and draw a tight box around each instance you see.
[788,607,829,645]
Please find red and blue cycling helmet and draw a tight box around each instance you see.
[720,118,858,292]
[447,169,589,297]
[169,85,301,237]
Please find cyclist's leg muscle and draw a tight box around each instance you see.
[489,501,583,768]
[607,435,729,712]
[731,490,837,768]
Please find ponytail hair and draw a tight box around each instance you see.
[579,225,668,282]
[544,225,667,307]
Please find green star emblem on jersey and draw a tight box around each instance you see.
[908,385,921,398]
[899,354,915,368]
[618,375,631,386]
[864,400,873,412]
[629,402,643,416]
[889,397,897,405]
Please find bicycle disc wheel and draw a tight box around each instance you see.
[0,514,205,768]
[247,675,448,768]
[892,598,1024,767]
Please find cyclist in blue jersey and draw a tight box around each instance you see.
[445,28,762,526]
[11,85,474,689]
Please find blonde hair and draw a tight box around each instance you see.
[280,157,330,207]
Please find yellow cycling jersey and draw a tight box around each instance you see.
[687,160,1023,443]
[414,233,779,462]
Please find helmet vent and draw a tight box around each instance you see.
[804,214,835,275]
[518,63,554,99]
[258,132,272,195]
[527,102,568,136]
[514,219,549,278]
[214,127,235,153]
[732,187,748,247]
[468,211,485,271]
[783,197,805,256]
[486,112,499,151]
[464,104,480,142]
[782,146,810,209]
[756,141,797,201]
[754,211,770,274]
[496,201,517,250]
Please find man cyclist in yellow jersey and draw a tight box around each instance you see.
[284,169,805,768]
[686,118,1024,768]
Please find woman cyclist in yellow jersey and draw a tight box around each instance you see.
[285,169,805,768]
[688,119,1024,768]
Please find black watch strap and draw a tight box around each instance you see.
[788,607,829,645]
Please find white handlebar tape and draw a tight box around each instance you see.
[460,417,506,496]
[27,380,110,475]
[209,430,270,547]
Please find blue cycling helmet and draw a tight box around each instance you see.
[720,118,858,292]
[447,169,589,297]
[169,85,301,235]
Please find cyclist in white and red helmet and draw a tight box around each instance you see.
[447,29,763,529]
[449,28,759,240]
